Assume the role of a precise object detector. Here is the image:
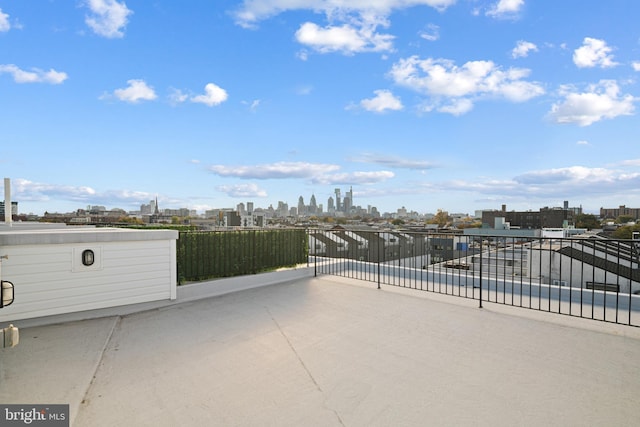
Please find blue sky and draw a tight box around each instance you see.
[1,0,639,216]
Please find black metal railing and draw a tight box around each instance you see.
[309,229,640,327]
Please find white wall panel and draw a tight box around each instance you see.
[0,228,178,322]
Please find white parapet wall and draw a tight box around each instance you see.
[0,226,178,322]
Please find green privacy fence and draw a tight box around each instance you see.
[176,229,308,284]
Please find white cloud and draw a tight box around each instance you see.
[14,179,97,202]
[354,153,436,170]
[168,84,229,107]
[13,178,158,208]
[242,99,261,112]
[0,64,68,84]
[486,0,524,18]
[168,88,188,105]
[236,1,455,55]
[84,0,133,38]
[296,85,313,95]
[208,161,341,179]
[619,159,640,167]
[0,8,11,32]
[100,189,159,204]
[573,37,617,68]
[419,24,439,41]
[429,164,640,203]
[512,40,537,58]
[206,160,392,186]
[632,62,640,72]
[311,170,395,185]
[216,183,268,198]
[112,79,157,103]
[191,83,228,107]
[548,80,635,126]
[389,56,544,115]
[234,1,456,27]
[359,89,403,113]
[576,140,590,146]
[437,98,474,115]
[514,166,624,186]
[527,165,635,192]
[295,21,393,54]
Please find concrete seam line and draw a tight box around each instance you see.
[265,306,345,427]
[74,315,121,426]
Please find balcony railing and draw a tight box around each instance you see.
[310,229,640,327]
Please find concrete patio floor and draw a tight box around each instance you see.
[2,275,640,426]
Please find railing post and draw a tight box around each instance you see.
[311,230,317,277]
[307,229,311,272]
[377,236,382,289]
[479,239,483,308]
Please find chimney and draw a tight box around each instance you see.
[4,178,11,225]
[501,204,506,213]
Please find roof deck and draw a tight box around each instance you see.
[1,273,640,426]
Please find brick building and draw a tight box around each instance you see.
[482,205,574,229]
[600,205,640,220]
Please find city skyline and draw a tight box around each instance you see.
[1,1,639,216]
[2,179,635,218]
[6,187,620,220]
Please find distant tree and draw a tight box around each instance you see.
[457,221,482,229]
[612,224,640,239]
[427,209,449,227]
[616,215,635,224]
[575,214,601,230]
[117,216,144,225]
[391,219,404,226]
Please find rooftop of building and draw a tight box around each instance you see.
[1,272,639,426]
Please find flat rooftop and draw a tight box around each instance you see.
[1,275,640,426]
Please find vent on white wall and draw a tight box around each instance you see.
[72,247,103,272]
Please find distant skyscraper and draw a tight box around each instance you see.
[327,196,335,213]
[309,194,317,214]
[298,196,306,216]
[276,201,288,217]
[140,201,153,215]
[344,186,353,213]
[247,202,254,213]
[335,188,341,211]
[0,201,17,218]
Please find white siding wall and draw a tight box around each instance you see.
[0,228,177,322]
